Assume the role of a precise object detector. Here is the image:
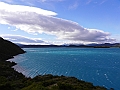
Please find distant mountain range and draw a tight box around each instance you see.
[16,43,120,48]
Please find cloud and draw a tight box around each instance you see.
[40,0,65,2]
[1,34,49,45]
[0,0,14,3]
[100,0,107,5]
[19,0,64,4]
[0,2,57,16]
[69,1,79,10]
[86,0,93,5]
[0,2,115,43]
[85,0,108,5]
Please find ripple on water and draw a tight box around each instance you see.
[9,48,120,90]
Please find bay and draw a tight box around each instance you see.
[9,47,120,90]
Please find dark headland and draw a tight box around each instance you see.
[0,37,114,90]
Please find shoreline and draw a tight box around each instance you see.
[0,53,109,90]
[0,38,111,90]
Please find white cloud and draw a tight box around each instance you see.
[0,2,57,16]
[1,34,49,45]
[0,2,115,43]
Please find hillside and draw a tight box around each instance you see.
[0,37,25,60]
[0,37,109,90]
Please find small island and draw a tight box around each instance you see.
[0,37,111,90]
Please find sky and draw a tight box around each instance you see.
[0,0,120,45]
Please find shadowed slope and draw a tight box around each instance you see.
[0,37,25,60]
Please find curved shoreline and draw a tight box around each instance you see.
[0,37,110,90]
[1,56,108,90]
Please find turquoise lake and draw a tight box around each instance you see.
[9,48,120,90]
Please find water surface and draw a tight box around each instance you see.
[9,48,120,90]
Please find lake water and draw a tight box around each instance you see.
[9,48,120,90]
